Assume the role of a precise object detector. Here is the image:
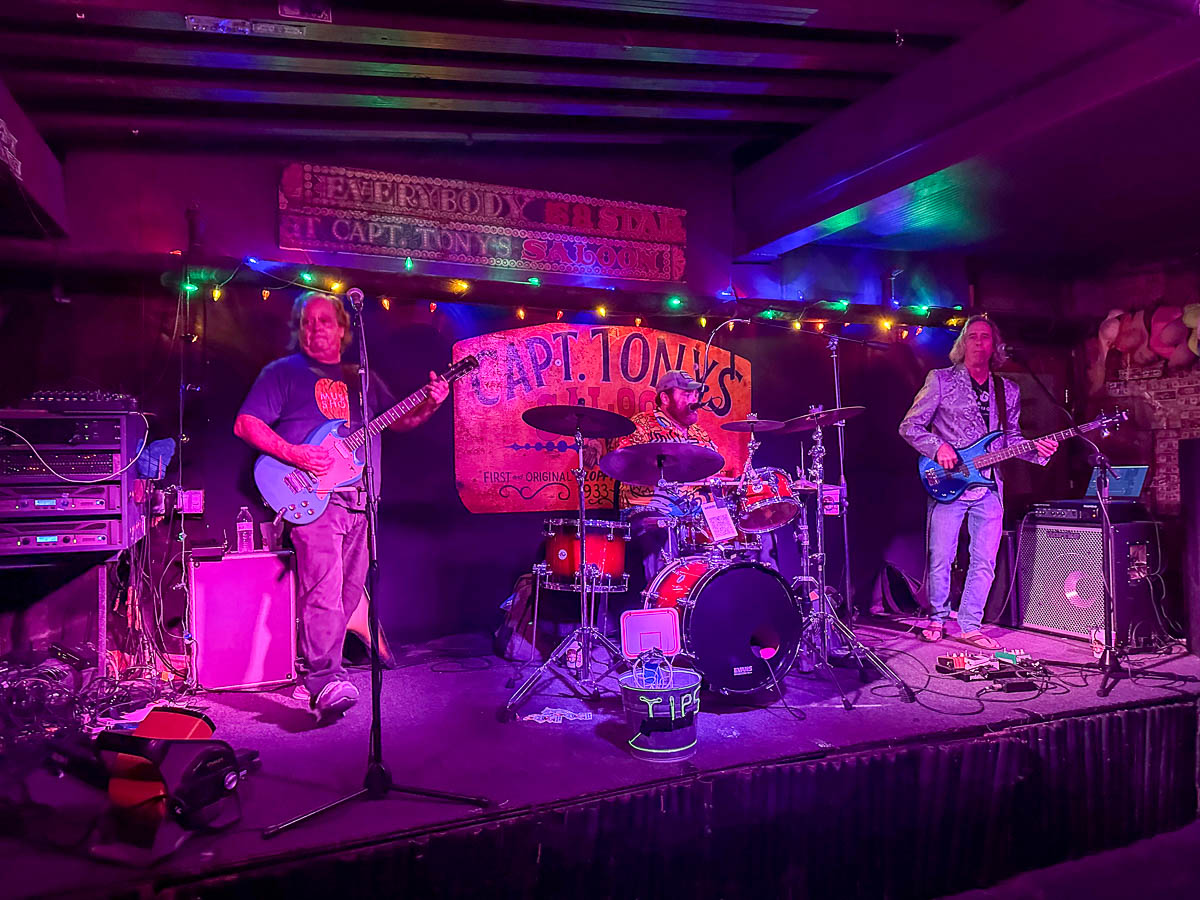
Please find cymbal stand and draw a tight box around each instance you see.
[501,420,624,721]
[797,419,915,707]
[827,335,854,622]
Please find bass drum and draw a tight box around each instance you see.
[645,557,803,694]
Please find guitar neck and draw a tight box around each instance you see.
[976,419,1102,467]
[342,387,430,452]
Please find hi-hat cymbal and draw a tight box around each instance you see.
[720,417,784,433]
[777,406,866,434]
[522,404,636,439]
[600,441,725,486]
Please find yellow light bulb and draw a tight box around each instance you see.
[635,317,643,327]
[451,279,471,294]
[517,307,526,320]
[331,281,343,292]
[597,306,607,318]
[261,289,270,300]
[699,316,707,328]
[881,319,893,330]
[792,319,802,331]
[727,321,735,331]
[211,287,221,301]
[381,297,392,311]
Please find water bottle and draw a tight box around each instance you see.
[236,506,255,553]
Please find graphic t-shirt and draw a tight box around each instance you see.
[238,353,397,488]
[608,409,716,508]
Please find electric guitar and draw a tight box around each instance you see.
[254,355,479,524]
[917,410,1127,503]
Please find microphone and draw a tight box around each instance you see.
[346,287,365,308]
[688,401,703,411]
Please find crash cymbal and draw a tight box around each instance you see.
[522,404,636,439]
[777,406,866,434]
[720,417,784,433]
[599,441,726,486]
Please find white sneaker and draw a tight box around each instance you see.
[312,680,359,723]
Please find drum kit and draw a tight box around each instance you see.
[502,397,913,720]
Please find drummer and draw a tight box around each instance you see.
[605,370,718,582]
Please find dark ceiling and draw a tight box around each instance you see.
[0,0,1018,165]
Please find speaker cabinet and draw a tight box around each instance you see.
[1016,520,1163,647]
[186,550,296,690]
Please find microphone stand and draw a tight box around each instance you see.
[265,293,488,839]
[1008,352,1184,697]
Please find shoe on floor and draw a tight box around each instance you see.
[311,680,359,723]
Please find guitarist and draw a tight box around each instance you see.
[234,291,448,723]
[898,316,1058,649]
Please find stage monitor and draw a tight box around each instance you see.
[1084,465,1148,499]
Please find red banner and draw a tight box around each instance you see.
[452,325,752,514]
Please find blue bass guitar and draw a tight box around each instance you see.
[254,355,478,524]
[917,410,1126,503]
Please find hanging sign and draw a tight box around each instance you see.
[451,324,751,514]
[278,163,686,282]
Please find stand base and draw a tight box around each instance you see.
[1042,649,1195,698]
[263,760,489,840]
[501,624,625,721]
[798,610,916,706]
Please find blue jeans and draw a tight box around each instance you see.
[926,490,1003,633]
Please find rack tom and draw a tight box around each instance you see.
[737,467,800,533]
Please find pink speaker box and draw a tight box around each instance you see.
[187,550,297,690]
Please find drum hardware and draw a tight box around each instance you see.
[502,404,636,722]
[599,441,725,487]
[794,414,915,706]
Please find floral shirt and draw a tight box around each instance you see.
[608,409,716,508]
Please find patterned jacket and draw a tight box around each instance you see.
[898,364,1044,495]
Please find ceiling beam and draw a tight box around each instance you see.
[30,111,777,145]
[8,1,930,72]
[506,0,1016,37]
[7,70,836,123]
[0,30,884,101]
[734,0,1196,257]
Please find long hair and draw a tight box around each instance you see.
[288,291,353,353]
[948,314,1007,368]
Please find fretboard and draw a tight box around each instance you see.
[975,419,1103,468]
[341,387,430,452]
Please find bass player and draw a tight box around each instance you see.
[235,291,448,723]
[898,315,1058,649]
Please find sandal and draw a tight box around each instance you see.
[955,631,1000,651]
[919,621,945,642]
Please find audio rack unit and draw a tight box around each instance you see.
[0,408,146,558]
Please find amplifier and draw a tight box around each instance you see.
[0,484,125,517]
[0,518,143,554]
[19,390,139,413]
[1016,520,1164,648]
[187,550,297,691]
[1028,499,1148,525]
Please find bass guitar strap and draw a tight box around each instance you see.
[992,373,1007,444]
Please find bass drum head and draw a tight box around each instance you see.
[683,561,802,695]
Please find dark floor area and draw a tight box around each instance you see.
[4,619,1199,898]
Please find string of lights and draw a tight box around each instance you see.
[166,253,970,338]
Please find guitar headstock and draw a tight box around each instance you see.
[444,354,480,383]
[1098,408,1129,438]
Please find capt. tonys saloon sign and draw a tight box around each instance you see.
[278,163,686,282]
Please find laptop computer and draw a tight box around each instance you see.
[1083,465,1148,499]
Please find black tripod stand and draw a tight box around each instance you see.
[264,291,488,839]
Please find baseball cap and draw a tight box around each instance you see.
[656,370,703,392]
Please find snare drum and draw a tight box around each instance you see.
[737,467,800,533]
[543,518,630,592]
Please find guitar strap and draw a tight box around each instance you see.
[992,374,1007,443]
